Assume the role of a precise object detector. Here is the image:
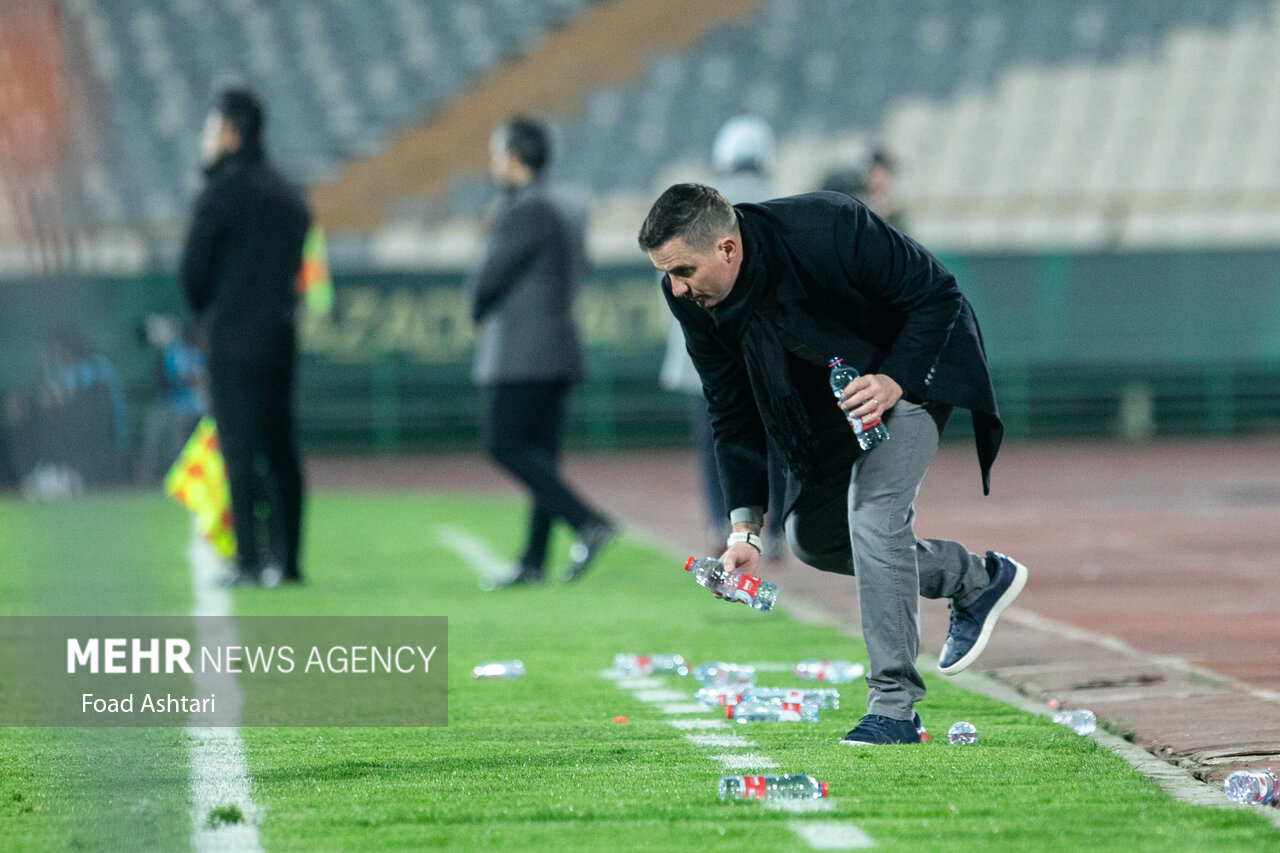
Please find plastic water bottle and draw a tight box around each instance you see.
[692,661,756,687]
[741,686,841,710]
[828,357,890,451]
[695,686,745,706]
[719,774,829,800]
[947,721,978,745]
[730,696,819,723]
[1223,769,1279,806]
[1052,708,1097,735]
[794,660,865,683]
[471,660,525,679]
[614,653,690,677]
[684,557,777,611]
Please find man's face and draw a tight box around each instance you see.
[489,129,516,185]
[648,235,741,309]
[200,111,238,166]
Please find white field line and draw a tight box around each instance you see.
[186,530,263,853]
[604,670,873,849]
[435,524,509,583]
[788,821,876,849]
[430,527,874,851]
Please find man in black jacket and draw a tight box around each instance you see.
[639,184,1027,745]
[467,117,615,587]
[180,88,310,587]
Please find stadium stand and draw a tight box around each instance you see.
[48,0,1280,251]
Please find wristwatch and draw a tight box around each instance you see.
[727,530,763,554]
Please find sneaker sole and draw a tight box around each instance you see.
[938,557,1028,676]
[839,736,921,747]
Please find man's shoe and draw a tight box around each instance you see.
[913,712,930,742]
[217,568,260,588]
[839,714,922,746]
[938,551,1028,676]
[260,565,304,588]
[481,565,544,591]
[562,520,616,582]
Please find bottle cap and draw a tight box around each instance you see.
[819,781,829,797]
[684,557,695,571]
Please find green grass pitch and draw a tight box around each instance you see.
[0,491,1276,851]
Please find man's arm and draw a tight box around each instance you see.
[833,201,963,401]
[467,199,557,324]
[662,282,770,572]
[179,185,231,314]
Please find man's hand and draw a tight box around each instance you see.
[720,541,761,578]
[839,373,903,424]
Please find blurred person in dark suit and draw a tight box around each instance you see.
[468,116,615,588]
[180,87,310,587]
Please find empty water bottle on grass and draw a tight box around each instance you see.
[947,721,978,745]
[828,357,889,451]
[471,660,525,679]
[1052,708,1097,736]
[614,653,690,677]
[741,686,840,710]
[693,661,756,687]
[684,557,777,611]
[719,774,828,800]
[1223,769,1279,806]
[695,686,746,706]
[795,660,864,683]
[730,696,819,723]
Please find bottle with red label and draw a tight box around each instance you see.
[828,357,890,451]
[729,696,819,723]
[718,774,828,800]
[795,659,865,683]
[684,557,778,611]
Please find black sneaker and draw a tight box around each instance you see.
[938,551,1028,676]
[481,565,544,591]
[840,714,923,746]
[217,568,261,588]
[914,712,930,742]
[562,520,617,582]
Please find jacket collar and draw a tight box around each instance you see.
[708,206,807,332]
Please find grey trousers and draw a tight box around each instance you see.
[784,400,990,721]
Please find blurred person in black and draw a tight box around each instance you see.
[180,87,310,587]
[468,116,615,588]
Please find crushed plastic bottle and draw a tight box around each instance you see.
[741,686,840,710]
[693,661,756,687]
[613,653,690,677]
[1223,769,1279,806]
[947,721,978,745]
[684,557,777,611]
[1052,708,1097,736]
[794,660,865,683]
[730,696,819,723]
[828,357,890,451]
[719,774,829,800]
[471,660,525,679]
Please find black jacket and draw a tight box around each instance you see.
[663,192,1002,513]
[180,149,311,363]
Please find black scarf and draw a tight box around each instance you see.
[709,213,819,481]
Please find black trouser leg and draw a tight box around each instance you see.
[483,382,600,567]
[209,356,304,577]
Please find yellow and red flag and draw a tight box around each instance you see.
[164,417,236,559]
[296,224,333,316]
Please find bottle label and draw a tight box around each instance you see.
[636,655,651,674]
[780,702,802,721]
[743,776,767,799]
[736,574,760,600]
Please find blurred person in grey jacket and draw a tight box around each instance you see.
[660,115,787,558]
[468,117,615,588]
